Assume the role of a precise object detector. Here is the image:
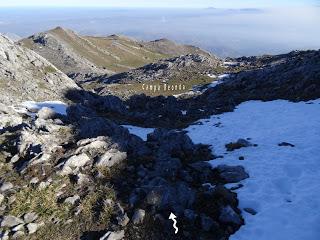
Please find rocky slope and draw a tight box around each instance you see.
[19,27,212,85]
[143,38,211,57]
[0,96,246,240]
[100,54,221,85]
[69,49,320,128]
[0,34,79,106]
[95,54,222,98]
[1,29,319,240]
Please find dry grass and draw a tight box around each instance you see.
[105,72,214,96]
[9,183,71,220]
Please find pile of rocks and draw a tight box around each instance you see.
[0,102,248,240]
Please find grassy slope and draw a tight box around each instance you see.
[21,28,170,73]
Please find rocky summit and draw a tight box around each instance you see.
[0,26,320,240]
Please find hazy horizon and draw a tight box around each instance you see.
[1,6,319,57]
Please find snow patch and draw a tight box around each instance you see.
[208,74,230,88]
[122,125,155,141]
[185,99,320,240]
[14,101,68,116]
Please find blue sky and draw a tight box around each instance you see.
[0,0,318,8]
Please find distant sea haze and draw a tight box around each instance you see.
[0,6,319,57]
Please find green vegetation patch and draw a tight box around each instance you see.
[43,66,57,74]
[9,183,72,220]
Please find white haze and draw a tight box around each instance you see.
[0,7,319,57]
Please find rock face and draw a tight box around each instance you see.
[0,34,79,105]
[201,50,320,109]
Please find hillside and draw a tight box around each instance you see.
[19,27,212,84]
[1,30,319,240]
[0,34,79,106]
[96,54,223,97]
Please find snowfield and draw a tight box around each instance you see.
[186,99,320,240]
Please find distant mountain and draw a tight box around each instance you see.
[143,38,212,57]
[19,27,212,84]
[0,34,79,105]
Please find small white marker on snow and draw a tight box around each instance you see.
[169,212,179,234]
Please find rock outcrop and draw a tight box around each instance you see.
[0,34,79,105]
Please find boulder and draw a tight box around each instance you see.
[95,149,127,168]
[132,209,146,225]
[225,139,253,151]
[26,222,39,234]
[116,213,129,227]
[0,215,24,227]
[143,178,196,214]
[215,165,249,183]
[23,212,38,223]
[61,153,91,175]
[64,195,80,205]
[0,182,13,192]
[219,205,242,226]
[37,107,56,120]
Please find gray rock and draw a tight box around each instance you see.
[76,173,91,185]
[219,205,242,226]
[144,179,196,214]
[0,182,13,192]
[0,34,79,106]
[237,139,252,147]
[37,107,56,120]
[64,195,80,205]
[0,215,24,227]
[96,149,127,168]
[244,208,257,215]
[225,139,253,151]
[216,165,249,183]
[23,212,38,223]
[0,194,4,205]
[100,230,125,240]
[116,213,129,227]
[61,153,91,175]
[26,222,39,234]
[132,209,146,225]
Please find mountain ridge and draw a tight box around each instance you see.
[19,27,213,84]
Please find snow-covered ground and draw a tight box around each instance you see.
[209,74,230,88]
[122,125,155,141]
[185,99,320,240]
[14,101,68,116]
